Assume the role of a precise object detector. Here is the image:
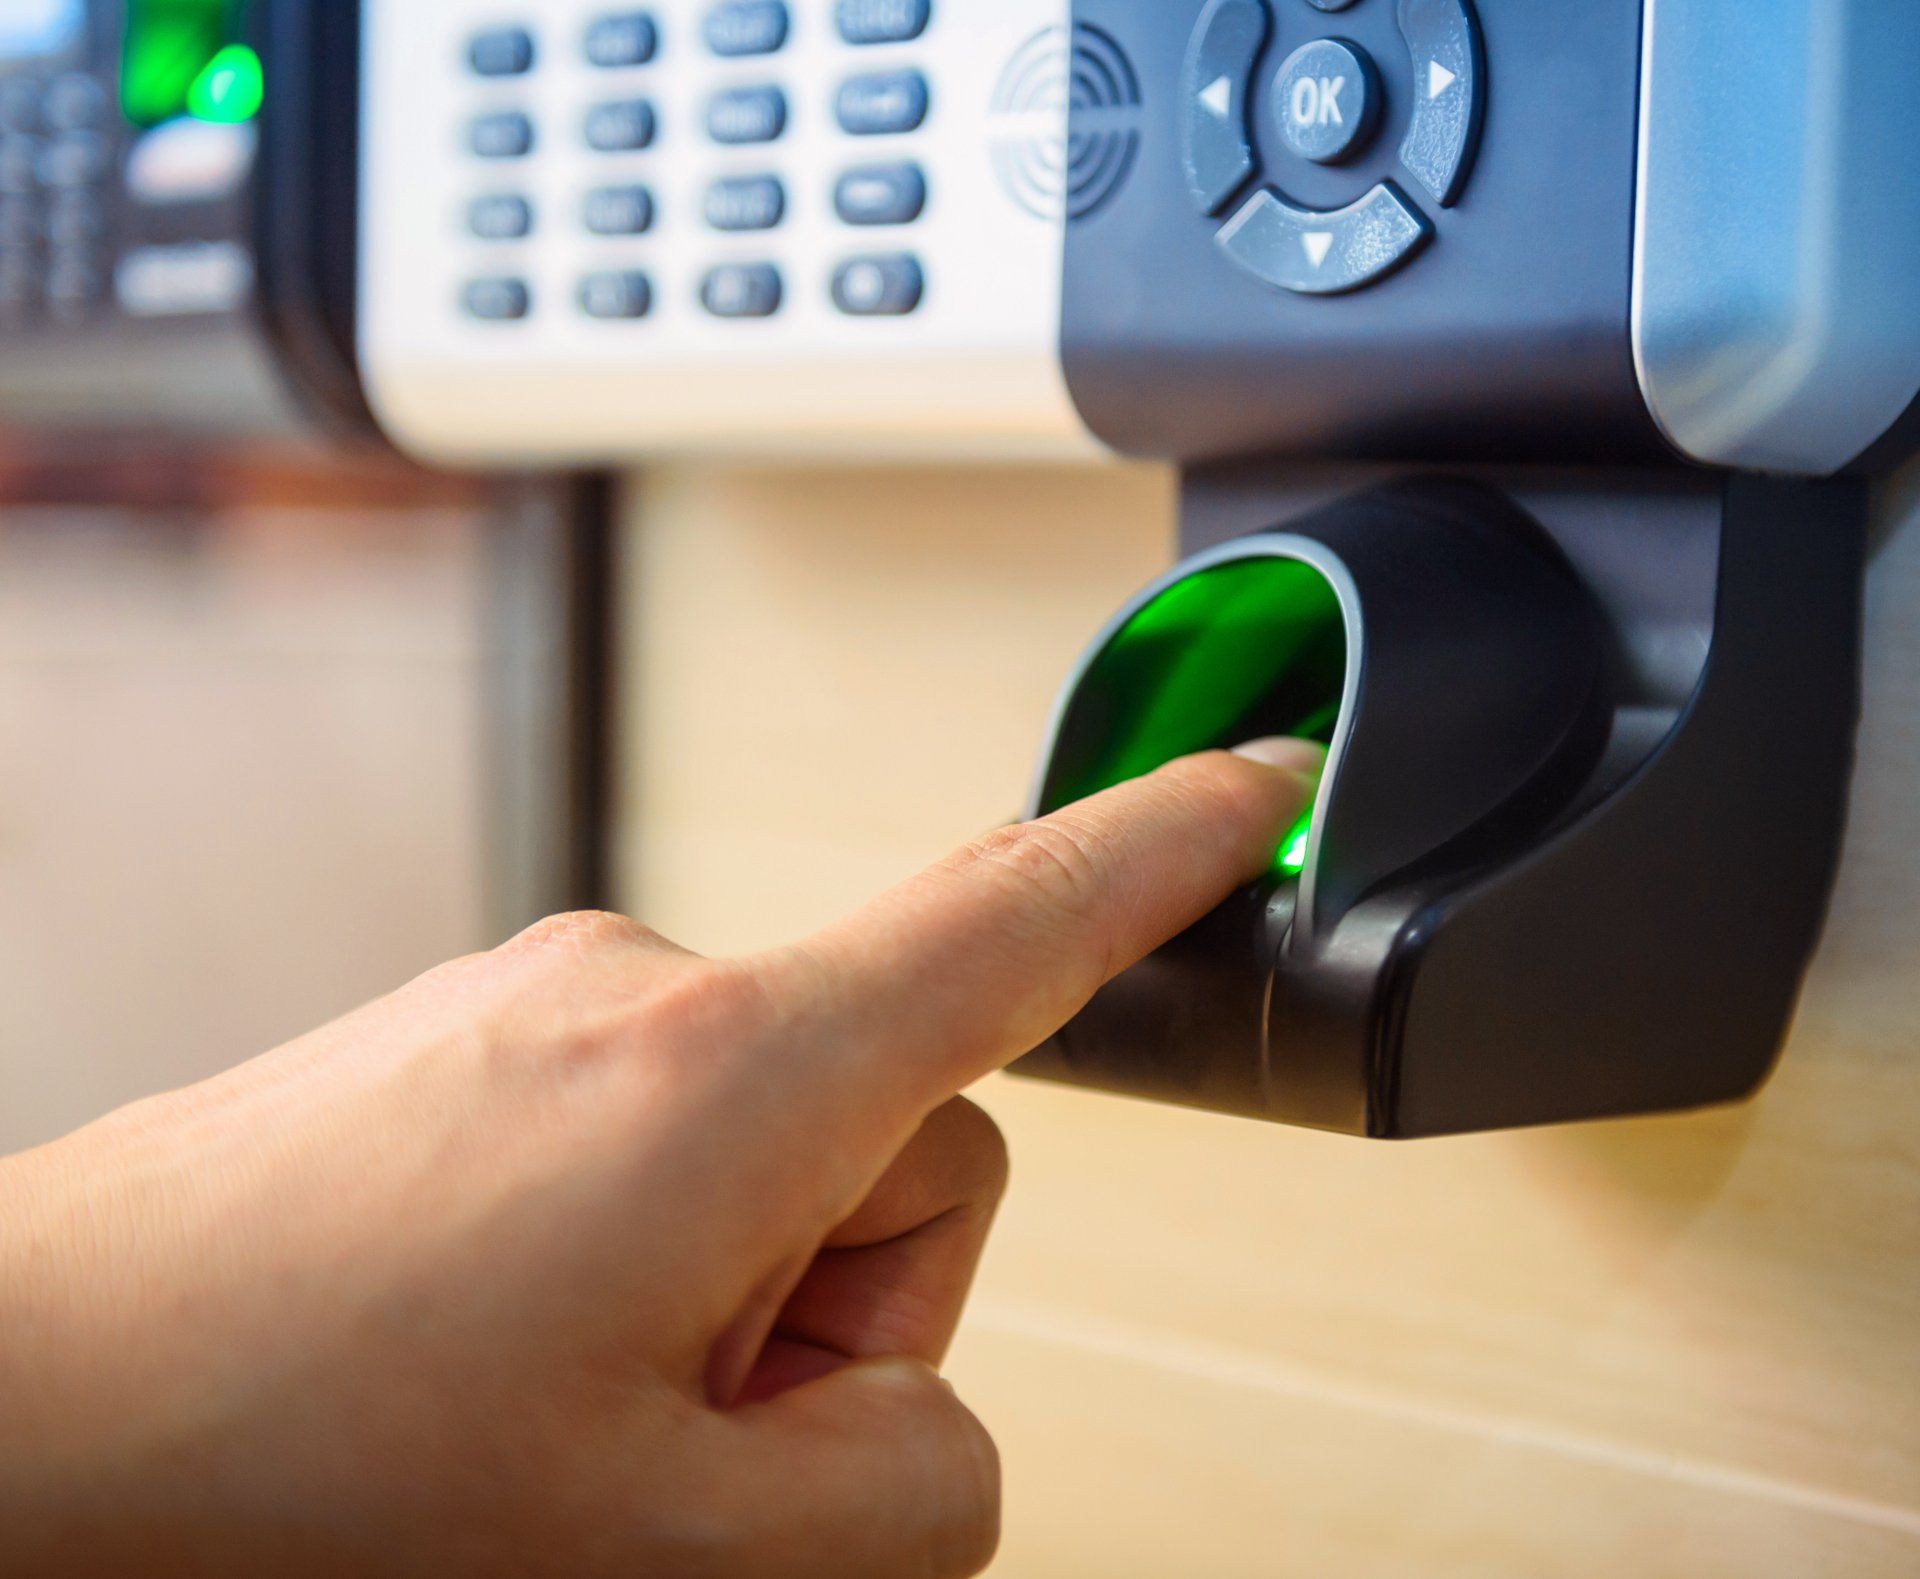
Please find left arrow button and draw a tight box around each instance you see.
[1182,0,1271,216]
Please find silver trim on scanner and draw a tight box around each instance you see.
[1632,0,1920,475]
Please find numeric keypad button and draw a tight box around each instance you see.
[701,262,782,317]
[0,195,34,243]
[834,162,926,225]
[44,191,101,247]
[38,131,107,188]
[42,75,107,131]
[584,184,655,235]
[704,1,789,57]
[585,13,659,68]
[463,277,532,319]
[584,99,656,152]
[705,175,785,231]
[835,0,930,45]
[468,194,534,240]
[0,78,39,134]
[835,71,928,136]
[579,269,653,318]
[832,252,923,315]
[469,111,535,160]
[469,27,535,77]
[706,86,786,145]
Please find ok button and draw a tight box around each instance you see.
[1273,37,1379,165]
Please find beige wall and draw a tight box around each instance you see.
[618,462,1920,1576]
[0,503,491,1151]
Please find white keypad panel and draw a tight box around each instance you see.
[359,0,1089,466]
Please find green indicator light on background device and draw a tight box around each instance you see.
[188,43,263,123]
[121,0,257,128]
[1040,555,1347,876]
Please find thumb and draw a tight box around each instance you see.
[708,1358,1000,1579]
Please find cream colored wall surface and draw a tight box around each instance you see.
[618,463,1920,1576]
[0,508,490,1152]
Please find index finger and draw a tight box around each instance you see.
[752,738,1322,1134]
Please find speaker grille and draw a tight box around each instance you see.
[990,25,1141,221]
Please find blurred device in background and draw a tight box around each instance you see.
[0,0,369,437]
[0,4,616,1144]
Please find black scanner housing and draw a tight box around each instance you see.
[1011,0,1889,1135]
[1017,471,1864,1137]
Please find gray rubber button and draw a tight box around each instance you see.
[1216,181,1430,294]
[835,0,930,45]
[834,162,926,225]
[1181,0,1269,216]
[468,194,533,240]
[585,13,658,68]
[584,98,656,151]
[835,70,929,135]
[705,174,785,231]
[579,270,652,319]
[701,262,782,317]
[463,277,531,320]
[704,1,789,56]
[583,184,654,234]
[469,27,535,77]
[707,85,787,144]
[832,253,924,315]
[1396,0,1485,206]
[1272,38,1379,165]
[469,111,534,159]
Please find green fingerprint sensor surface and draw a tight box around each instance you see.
[1040,555,1347,876]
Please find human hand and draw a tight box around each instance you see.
[0,740,1321,1578]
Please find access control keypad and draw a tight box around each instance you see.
[0,67,117,324]
[359,0,1075,462]
[449,2,937,331]
[1183,0,1484,295]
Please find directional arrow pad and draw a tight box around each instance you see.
[1180,0,1270,216]
[1396,0,1485,207]
[1216,182,1432,295]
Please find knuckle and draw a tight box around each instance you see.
[503,909,668,960]
[936,1097,1011,1207]
[1157,747,1261,808]
[631,957,775,1048]
[1165,747,1309,824]
[953,819,1110,921]
[923,1388,1003,1578]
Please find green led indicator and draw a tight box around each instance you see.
[121,0,259,128]
[1277,812,1313,876]
[1040,555,1348,878]
[188,43,263,123]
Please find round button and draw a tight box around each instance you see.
[1272,38,1380,164]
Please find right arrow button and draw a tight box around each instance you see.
[1396,0,1484,207]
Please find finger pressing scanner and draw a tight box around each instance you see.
[354,0,1920,1134]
